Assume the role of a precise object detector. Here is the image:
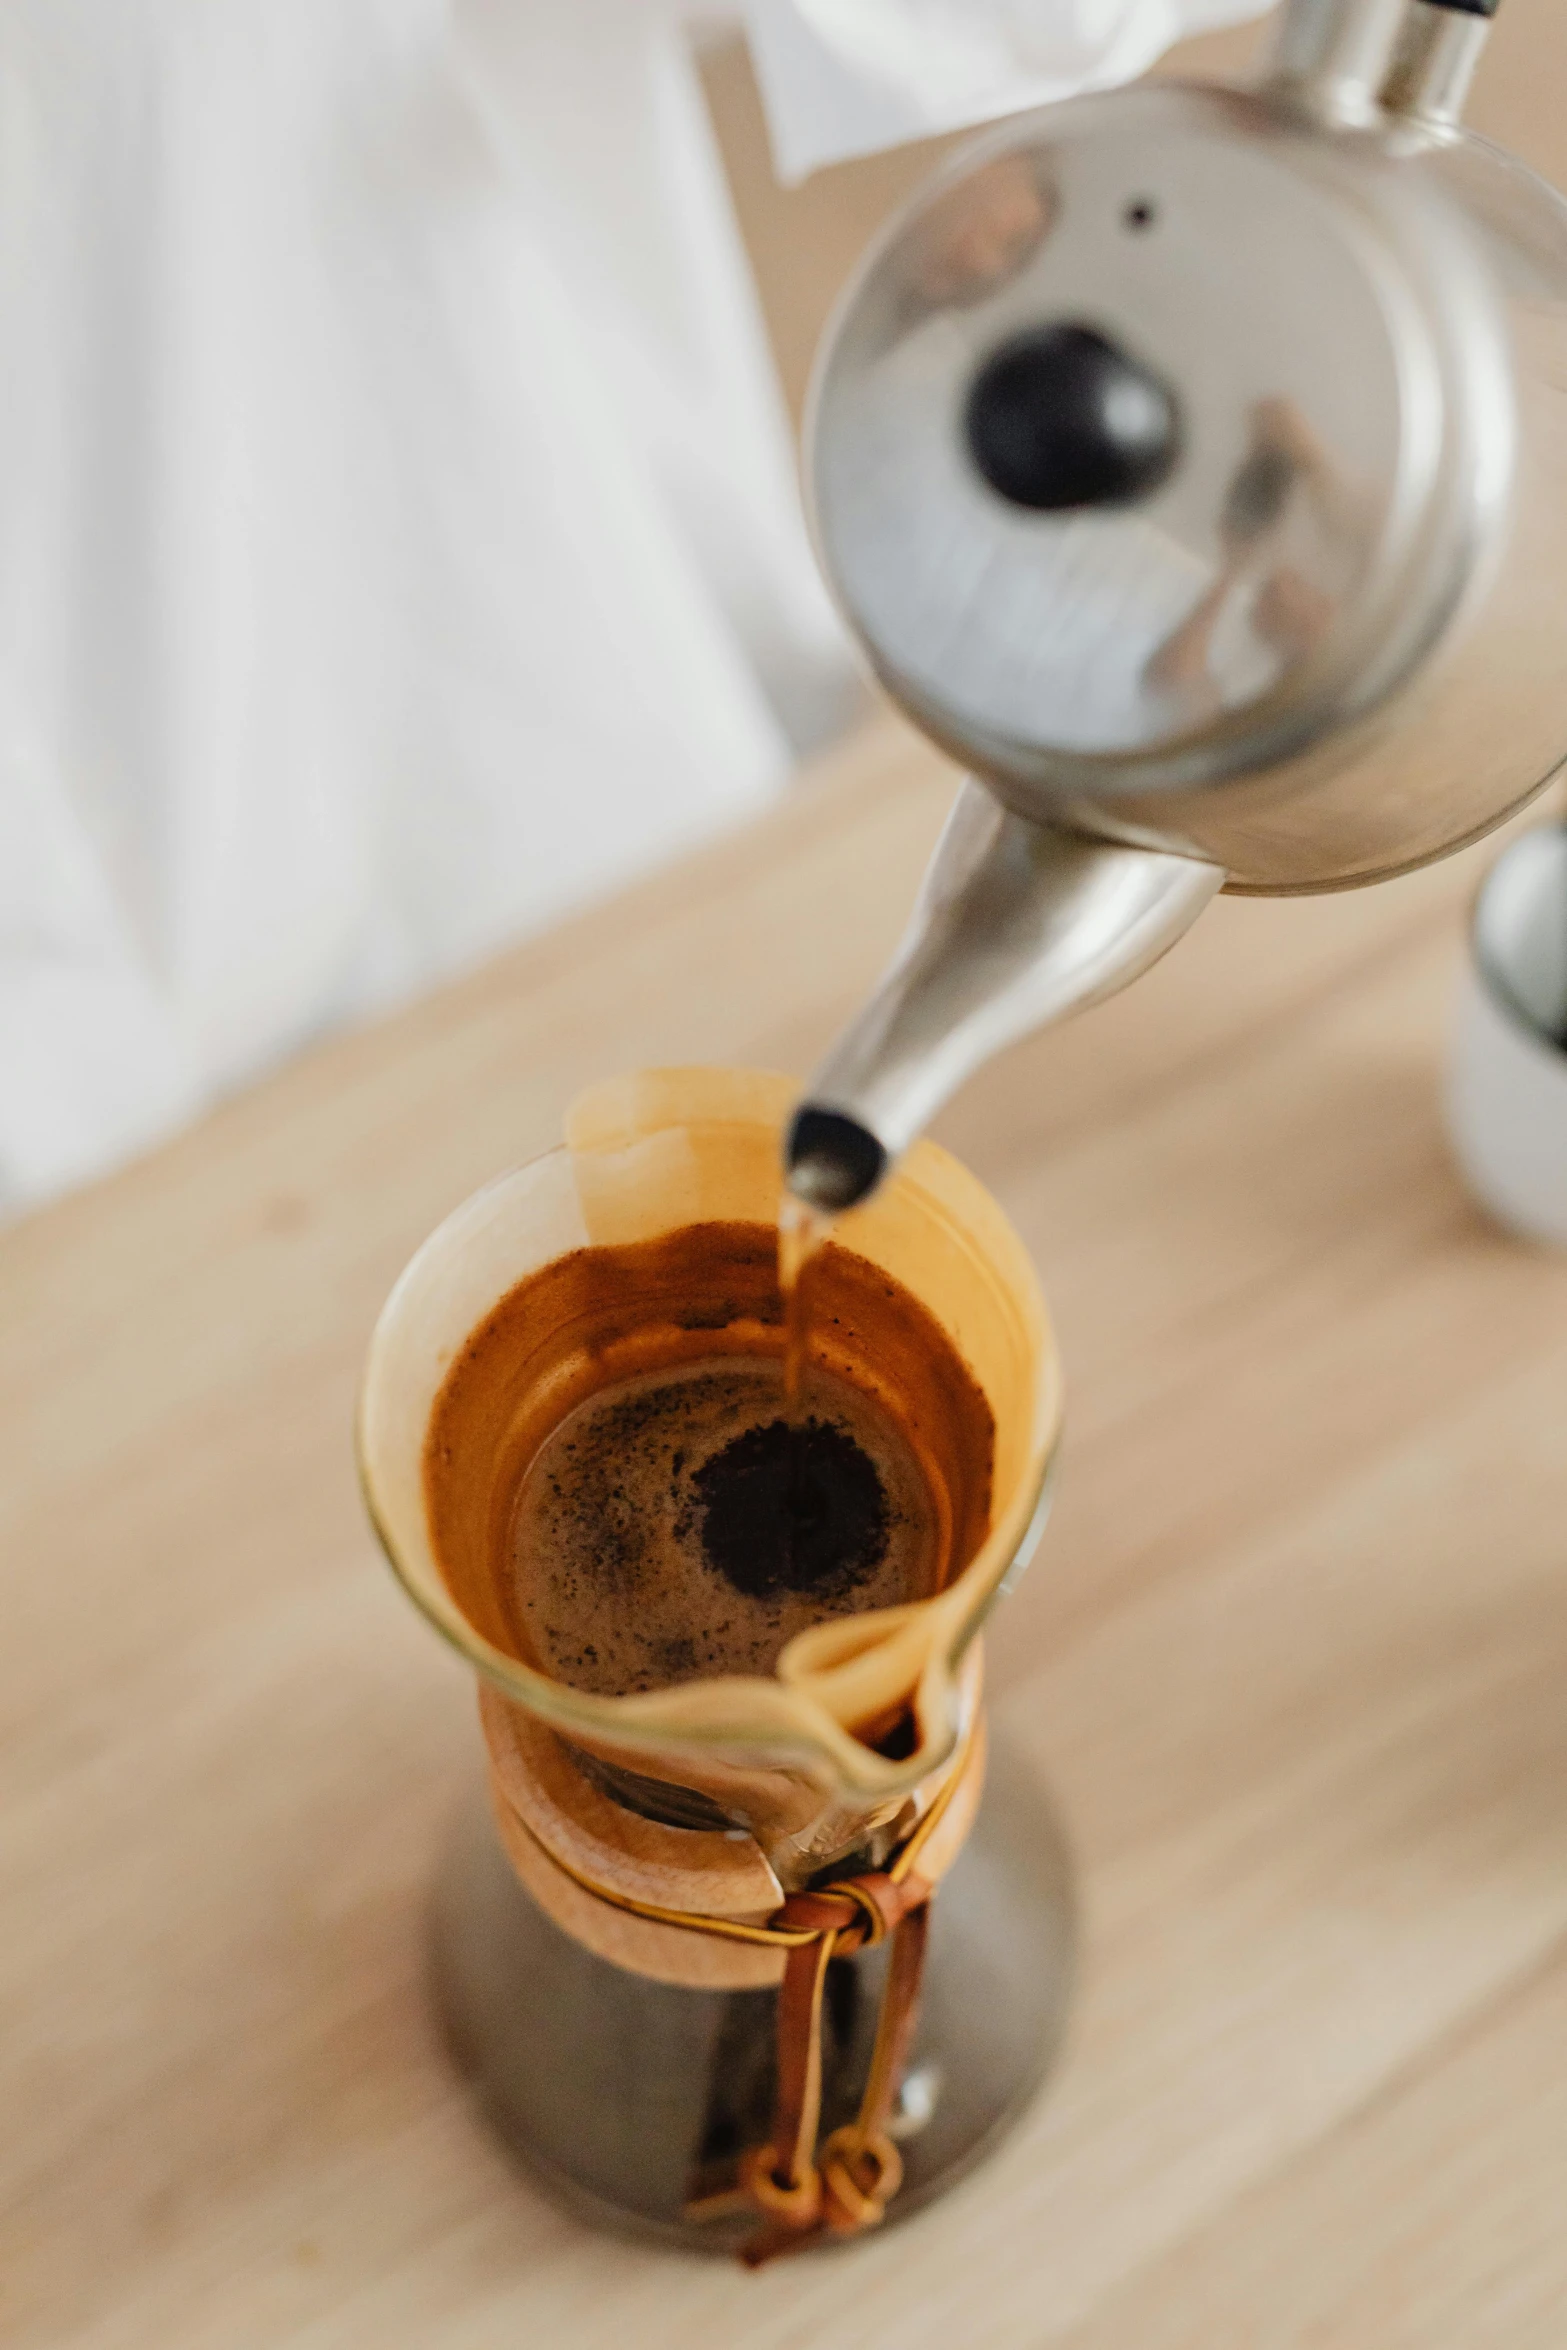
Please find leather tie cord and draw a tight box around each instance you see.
[695,1867,934,2266]
[495,1722,977,2264]
[682,1738,972,2265]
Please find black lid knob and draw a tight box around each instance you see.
[965,322,1182,512]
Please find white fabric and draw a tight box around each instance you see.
[0,0,1266,1215]
[746,0,1271,182]
[0,0,850,1213]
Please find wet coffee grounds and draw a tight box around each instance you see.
[502,1359,931,1691]
[694,1418,890,1601]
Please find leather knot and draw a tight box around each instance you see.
[773,1886,863,1940]
[815,1869,909,1950]
[772,1867,925,1953]
[737,2143,822,2227]
[820,2125,904,2233]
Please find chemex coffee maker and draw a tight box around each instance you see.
[365,0,1567,2270]
[787,0,1567,1212]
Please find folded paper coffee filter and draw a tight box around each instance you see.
[359,1068,1061,1872]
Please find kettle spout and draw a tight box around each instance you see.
[787,781,1223,1211]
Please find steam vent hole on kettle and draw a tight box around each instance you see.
[422,1221,995,1698]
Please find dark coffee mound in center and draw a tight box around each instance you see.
[503,1360,933,1692]
[694,1417,890,1601]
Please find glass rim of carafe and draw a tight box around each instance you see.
[356,1095,1064,1802]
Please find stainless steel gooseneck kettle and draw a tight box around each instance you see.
[786,0,1567,1211]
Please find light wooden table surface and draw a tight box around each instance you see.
[6,697,1567,2349]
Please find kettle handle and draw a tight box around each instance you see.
[1379,0,1500,124]
[1265,0,1501,122]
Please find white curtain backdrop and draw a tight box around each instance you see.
[0,0,1267,1214]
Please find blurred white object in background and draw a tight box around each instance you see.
[1446,826,1567,1249]
[0,0,1259,1214]
[746,0,1270,180]
[0,0,841,1212]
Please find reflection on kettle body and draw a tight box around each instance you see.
[1145,396,1367,721]
[904,156,1057,310]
